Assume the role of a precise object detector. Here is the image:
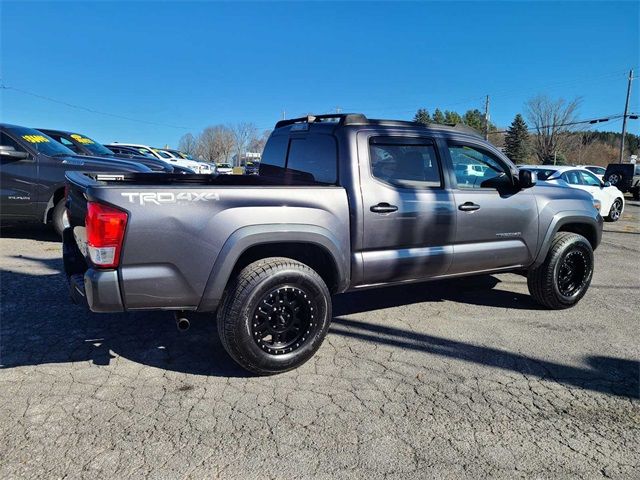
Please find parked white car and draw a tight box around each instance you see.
[521,165,625,222]
[110,142,213,174]
[216,163,233,175]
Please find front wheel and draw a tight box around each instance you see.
[217,257,332,375]
[606,198,623,222]
[527,232,594,309]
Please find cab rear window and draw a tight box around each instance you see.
[260,134,337,184]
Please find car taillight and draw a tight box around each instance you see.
[85,202,128,268]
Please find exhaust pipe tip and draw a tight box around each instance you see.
[176,317,190,332]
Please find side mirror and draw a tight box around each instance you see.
[603,181,611,187]
[0,145,28,160]
[519,169,537,189]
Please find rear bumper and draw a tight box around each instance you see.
[68,268,124,313]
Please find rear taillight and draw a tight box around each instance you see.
[85,202,128,268]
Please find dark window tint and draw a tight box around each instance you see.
[259,135,288,177]
[370,143,441,188]
[286,136,337,184]
[1,131,27,152]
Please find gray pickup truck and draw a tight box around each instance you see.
[64,114,603,374]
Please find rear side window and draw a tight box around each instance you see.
[259,134,337,184]
[370,141,442,188]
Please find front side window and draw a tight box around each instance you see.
[579,170,601,186]
[1,131,28,154]
[448,145,509,189]
[370,141,441,188]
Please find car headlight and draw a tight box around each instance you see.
[592,199,602,212]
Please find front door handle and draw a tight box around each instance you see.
[370,202,398,214]
[458,202,480,212]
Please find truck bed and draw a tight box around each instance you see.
[64,171,351,312]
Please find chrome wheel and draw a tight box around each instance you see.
[251,286,317,355]
[609,199,622,221]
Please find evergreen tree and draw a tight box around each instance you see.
[504,114,530,164]
[413,108,431,125]
[462,109,485,132]
[432,109,446,124]
[444,110,462,125]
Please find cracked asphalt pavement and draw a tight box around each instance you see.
[1,202,639,479]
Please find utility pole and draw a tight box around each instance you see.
[335,106,342,114]
[282,110,286,120]
[484,95,490,140]
[619,69,634,163]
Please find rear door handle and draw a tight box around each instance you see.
[370,202,398,214]
[458,202,480,212]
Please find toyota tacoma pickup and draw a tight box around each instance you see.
[0,124,151,235]
[63,114,603,374]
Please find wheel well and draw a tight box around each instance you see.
[45,187,65,223]
[231,242,339,293]
[557,223,597,248]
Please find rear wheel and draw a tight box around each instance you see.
[51,200,69,236]
[217,257,332,375]
[527,232,594,309]
[606,198,623,222]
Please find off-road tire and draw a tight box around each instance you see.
[217,257,331,375]
[51,200,68,236]
[527,232,594,309]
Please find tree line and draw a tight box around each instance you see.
[178,123,271,165]
[414,95,639,166]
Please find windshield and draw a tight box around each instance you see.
[153,149,172,159]
[585,166,605,175]
[68,133,114,156]
[218,163,231,168]
[8,126,76,157]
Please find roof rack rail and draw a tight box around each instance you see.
[274,113,484,138]
[275,113,368,128]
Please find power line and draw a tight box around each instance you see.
[492,113,637,135]
[1,84,195,130]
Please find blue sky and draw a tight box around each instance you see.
[1,1,638,147]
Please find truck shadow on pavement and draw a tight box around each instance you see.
[1,255,638,398]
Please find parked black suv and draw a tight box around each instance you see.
[604,163,640,200]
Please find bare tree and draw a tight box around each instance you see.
[178,133,197,156]
[526,95,582,164]
[248,129,272,154]
[197,125,236,163]
[230,122,258,166]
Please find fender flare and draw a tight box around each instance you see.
[532,210,602,267]
[197,224,350,312]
